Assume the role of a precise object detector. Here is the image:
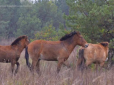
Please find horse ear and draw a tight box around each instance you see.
[100,42,109,47]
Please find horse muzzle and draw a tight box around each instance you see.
[84,44,89,48]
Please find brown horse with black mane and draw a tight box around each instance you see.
[0,35,29,74]
[25,31,88,74]
[77,42,109,70]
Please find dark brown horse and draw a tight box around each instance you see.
[77,42,109,70]
[25,31,88,73]
[0,35,29,74]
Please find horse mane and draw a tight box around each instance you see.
[100,42,109,47]
[60,31,77,41]
[11,35,27,46]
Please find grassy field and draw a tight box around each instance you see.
[0,40,114,85]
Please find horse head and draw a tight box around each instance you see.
[74,31,88,48]
[22,36,29,48]
[11,35,29,48]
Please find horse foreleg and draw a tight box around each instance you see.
[63,61,70,68]
[15,62,20,74]
[11,62,15,74]
[57,59,64,73]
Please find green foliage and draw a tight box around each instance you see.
[34,1,64,28]
[0,0,67,39]
[16,13,41,38]
[56,0,69,15]
[0,21,9,38]
[15,1,65,38]
[31,24,70,42]
[66,0,114,43]
[109,38,114,49]
[0,0,21,38]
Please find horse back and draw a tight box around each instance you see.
[28,40,61,51]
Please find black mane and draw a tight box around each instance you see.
[11,35,27,46]
[60,31,77,41]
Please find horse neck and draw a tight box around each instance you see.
[13,44,25,54]
[62,39,77,53]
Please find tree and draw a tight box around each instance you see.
[34,1,64,28]
[0,0,21,38]
[0,21,9,38]
[16,12,41,38]
[0,0,66,39]
[65,0,114,43]
[56,0,69,15]
[31,24,70,41]
[65,0,114,67]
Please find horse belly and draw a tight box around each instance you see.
[0,57,11,63]
[0,52,13,63]
[39,53,57,61]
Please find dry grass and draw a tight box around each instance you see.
[0,40,114,85]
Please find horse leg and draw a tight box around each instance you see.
[11,61,16,74]
[95,63,98,70]
[63,61,70,68]
[57,59,64,73]
[31,59,37,75]
[100,62,105,67]
[36,59,40,74]
[15,62,20,74]
[85,60,92,69]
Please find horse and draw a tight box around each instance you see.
[0,35,29,74]
[25,31,88,74]
[77,42,109,70]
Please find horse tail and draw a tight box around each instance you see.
[77,48,85,70]
[25,47,31,69]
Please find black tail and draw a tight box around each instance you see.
[25,47,31,69]
[77,48,85,70]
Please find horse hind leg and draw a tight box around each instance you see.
[85,60,92,69]
[31,59,38,75]
[36,59,41,74]
[100,61,105,67]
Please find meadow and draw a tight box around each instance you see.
[0,39,114,85]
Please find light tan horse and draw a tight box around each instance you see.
[77,42,109,70]
[25,31,88,74]
[0,35,29,74]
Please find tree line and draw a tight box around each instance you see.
[0,0,68,39]
[0,0,114,48]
